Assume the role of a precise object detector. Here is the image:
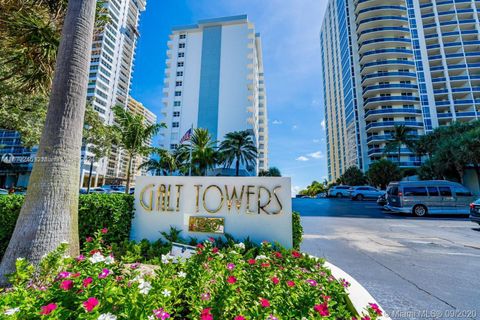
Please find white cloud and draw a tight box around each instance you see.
[291,185,303,196]
[308,151,324,159]
[320,119,326,130]
[312,139,320,143]
[272,120,283,125]
[296,156,309,162]
[311,99,321,106]
[292,125,298,130]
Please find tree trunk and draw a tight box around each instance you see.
[398,144,401,167]
[235,158,240,176]
[0,0,96,285]
[125,153,133,194]
[86,157,94,194]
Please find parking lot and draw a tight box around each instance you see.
[294,198,480,320]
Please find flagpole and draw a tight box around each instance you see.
[188,124,193,176]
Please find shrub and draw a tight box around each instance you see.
[292,211,303,249]
[0,194,134,259]
[0,231,382,319]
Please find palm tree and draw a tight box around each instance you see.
[384,125,415,166]
[0,0,97,284]
[259,167,282,177]
[177,128,218,176]
[218,130,257,176]
[139,148,178,176]
[112,106,165,193]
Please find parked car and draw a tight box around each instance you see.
[129,187,135,195]
[349,186,385,200]
[385,180,475,216]
[90,187,107,194]
[377,193,387,206]
[79,188,88,194]
[0,188,8,195]
[470,198,480,225]
[327,185,351,198]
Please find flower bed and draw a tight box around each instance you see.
[0,231,382,319]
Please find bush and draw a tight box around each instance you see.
[0,231,383,319]
[292,211,303,250]
[0,194,134,259]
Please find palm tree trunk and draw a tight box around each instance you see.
[125,153,133,194]
[86,157,94,194]
[0,0,96,285]
[235,158,240,176]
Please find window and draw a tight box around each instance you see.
[170,144,178,149]
[174,101,181,107]
[178,52,184,58]
[177,62,184,67]
[427,187,439,196]
[178,43,185,49]
[438,187,452,197]
[403,187,428,196]
[176,81,182,87]
[172,122,179,128]
[179,34,186,39]
[173,111,180,117]
[176,71,183,77]
[175,91,182,97]
[453,187,472,197]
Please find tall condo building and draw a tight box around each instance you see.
[160,15,269,175]
[320,0,480,181]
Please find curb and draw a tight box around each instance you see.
[325,261,391,320]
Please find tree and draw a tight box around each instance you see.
[139,148,178,176]
[0,0,97,284]
[337,166,366,186]
[218,130,257,176]
[259,167,282,177]
[176,128,218,176]
[366,159,401,189]
[299,180,326,197]
[384,125,416,166]
[112,106,165,193]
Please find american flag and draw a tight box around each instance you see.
[180,128,192,144]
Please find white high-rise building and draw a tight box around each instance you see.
[160,15,269,175]
[320,0,480,182]
[81,0,147,186]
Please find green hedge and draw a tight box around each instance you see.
[292,211,303,249]
[0,194,134,259]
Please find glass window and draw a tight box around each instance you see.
[403,187,428,196]
[179,34,186,39]
[453,187,472,197]
[438,187,452,197]
[176,71,183,77]
[173,111,180,117]
[178,52,184,58]
[427,187,439,196]
[178,43,185,48]
[172,122,179,128]
[174,91,182,97]
[177,62,184,67]
[174,101,181,107]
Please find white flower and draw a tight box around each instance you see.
[234,242,245,250]
[89,252,105,264]
[255,255,268,260]
[133,275,143,282]
[148,316,155,320]
[138,280,152,295]
[162,289,171,297]
[105,255,115,265]
[177,271,187,278]
[4,307,20,315]
[161,254,173,264]
[98,313,117,320]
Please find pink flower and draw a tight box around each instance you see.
[287,280,295,287]
[227,263,235,270]
[306,279,318,286]
[247,259,256,265]
[59,280,74,291]
[101,228,108,234]
[260,298,270,308]
[341,279,351,288]
[98,268,110,279]
[71,272,81,278]
[271,277,279,285]
[261,263,270,268]
[208,237,215,242]
[292,251,301,258]
[227,276,237,284]
[83,277,93,288]
[361,317,371,320]
[200,292,211,301]
[40,303,57,315]
[314,302,330,317]
[130,263,140,269]
[83,297,99,312]
[196,243,204,249]
[274,252,282,259]
[76,254,85,262]
[212,247,219,254]
[200,308,213,320]
[234,316,245,320]
[153,308,171,319]
[368,303,383,316]
[58,271,70,279]
[86,237,93,243]
[268,315,278,320]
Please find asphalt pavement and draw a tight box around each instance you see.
[293,198,480,320]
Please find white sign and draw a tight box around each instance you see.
[131,176,292,248]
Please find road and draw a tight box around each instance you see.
[293,198,480,320]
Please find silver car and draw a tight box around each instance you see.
[327,185,351,198]
[385,180,476,216]
[349,186,385,201]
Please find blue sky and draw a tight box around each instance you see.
[130,0,329,194]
